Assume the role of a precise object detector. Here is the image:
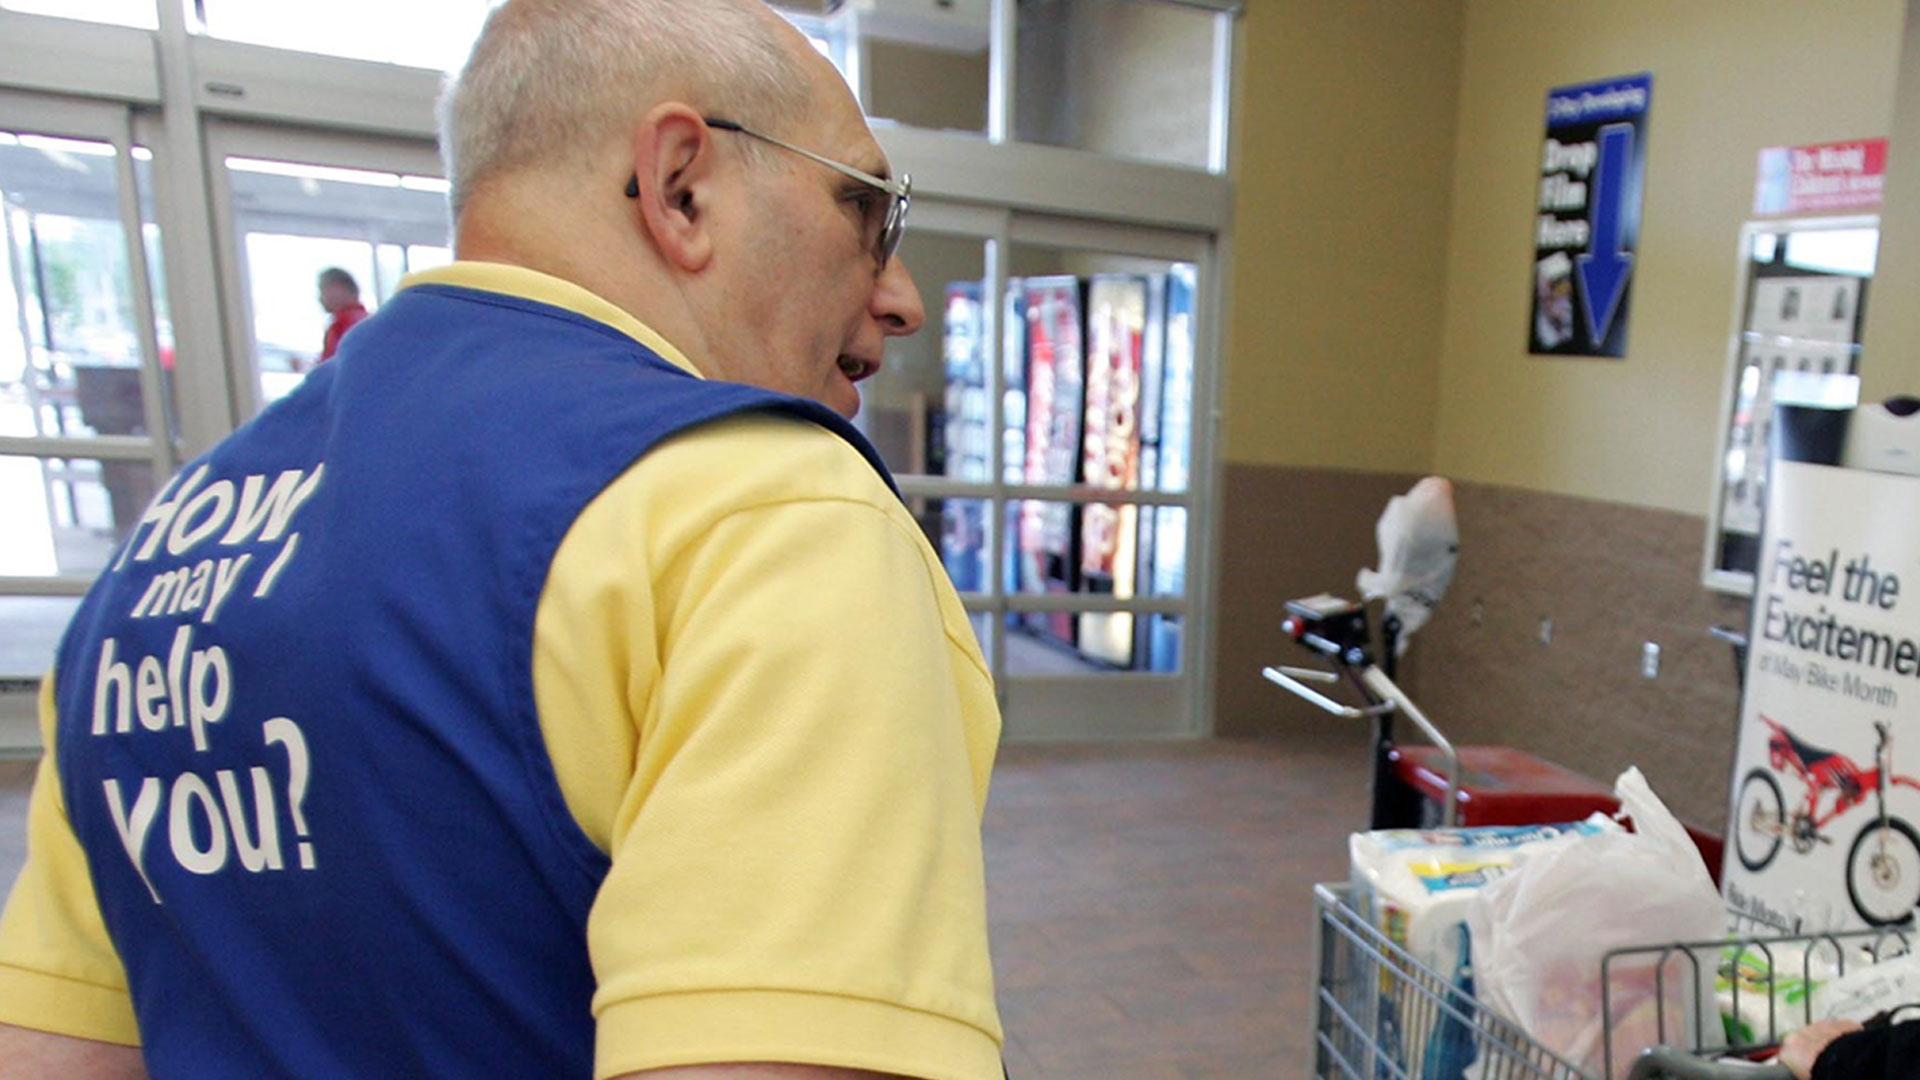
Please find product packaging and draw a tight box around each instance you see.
[1716,942,1844,1046]
[1466,768,1728,1080]
[1348,818,1615,1080]
[1812,949,1920,1022]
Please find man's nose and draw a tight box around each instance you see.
[872,256,925,337]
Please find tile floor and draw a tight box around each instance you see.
[0,733,1375,1078]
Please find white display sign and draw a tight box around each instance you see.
[1724,459,1920,930]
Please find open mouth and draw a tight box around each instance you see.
[837,355,876,383]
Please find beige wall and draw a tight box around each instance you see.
[1432,0,1904,514]
[1224,1,1464,474]
[1214,1,1910,782]
[867,41,990,135]
[1862,0,1920,398]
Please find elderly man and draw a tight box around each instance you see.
[0,2,1002,1078]
[314,267,369,363]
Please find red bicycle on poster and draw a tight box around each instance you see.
[1734,715,1920,926]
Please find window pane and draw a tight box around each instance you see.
[967,611,992,655]
[868,38,990,136]
[406,243,453,274]
[896,494,993,595]
[1141,614,1181,673]
[242,232,375,404]
[1,453,151,576]
[374,243,407,305]
[1,133,156,441]
[1005,613,1092,676]
[1008,275,1084,491]
[777,3,990,136]
[857,231,989,479]
[1006,251,1197,494]
[197,0,492,71]
[1145,505,1186,599]
[1015,0,1220,169]
[224,156,450,409]
[1003,610,1180,675]
[1005,496,1181,672]
[2,0,155,29]
[937,497,992,595]
[1158,265,1196,493]
[1006,499,1076,633]
[132,152,181,440]
[0,595,82,680]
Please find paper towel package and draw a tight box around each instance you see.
[1717,942,1848,1046]
[1348,819,1618,1080]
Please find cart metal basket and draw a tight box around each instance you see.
[1310,882,1913,1080]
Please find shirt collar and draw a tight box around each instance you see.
[397,261,702,378]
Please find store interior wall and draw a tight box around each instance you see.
[1861,0,1920,396]
[1213,0,1463,751]
[1215,0,1908,832]
[1432,0,1904,512]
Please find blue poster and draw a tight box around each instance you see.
[1530,72,1652,358]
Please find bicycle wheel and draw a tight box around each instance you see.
[1735,769,1785,872]
[1846,817,1920,927]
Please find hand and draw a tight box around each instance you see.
[1778,1018,1863,1080]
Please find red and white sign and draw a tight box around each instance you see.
[1754,138,1887,216]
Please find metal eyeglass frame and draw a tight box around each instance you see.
[623,116,912,269]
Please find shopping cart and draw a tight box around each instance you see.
[1309,883,1915,1080]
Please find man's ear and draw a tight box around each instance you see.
[629,103,717,273]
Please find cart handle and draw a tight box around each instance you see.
[1627,1046,1790,1080]
[1358,665,1460,828]
[1260,666,1395,720]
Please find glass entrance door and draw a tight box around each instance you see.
[0,91,172,715]
[205,123,449,416]
[870,201,1215,738]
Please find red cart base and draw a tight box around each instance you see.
[1391,745,1725,883]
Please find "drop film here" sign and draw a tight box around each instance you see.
[1529,72,1652,359]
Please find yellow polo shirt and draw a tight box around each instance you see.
[0,263,1004,1080]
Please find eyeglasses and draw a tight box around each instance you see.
[624,116,911,269]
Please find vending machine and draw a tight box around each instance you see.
[1018,276,1085,646]
[1002,278,1027,608]
[939,281,989,592]
[1146,265,1196,673]
[1078,275,1149,668]
[1133,275,1169,668]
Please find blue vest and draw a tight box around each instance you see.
[53,284,894,1079]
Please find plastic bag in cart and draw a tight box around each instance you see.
[1466,768,1727,1080]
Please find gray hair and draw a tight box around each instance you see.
[439,0,808,217]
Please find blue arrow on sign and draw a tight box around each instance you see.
[1576,122,1636,344]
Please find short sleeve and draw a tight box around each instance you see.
[0,676,141,1046]
[582,485,1002,1080]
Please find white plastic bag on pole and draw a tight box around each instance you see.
[1465,768,1726,1080]
[1356,476,1459,653]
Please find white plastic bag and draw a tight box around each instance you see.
[1350,821,1617,1080]
[1355,476,1459,653]
[1466,768,1727,1080]
[1813,950,1920,1022]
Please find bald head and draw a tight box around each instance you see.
[439,0,810,218]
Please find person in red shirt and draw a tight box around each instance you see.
[317,266,370,362]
